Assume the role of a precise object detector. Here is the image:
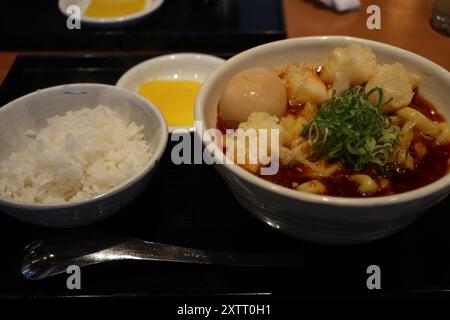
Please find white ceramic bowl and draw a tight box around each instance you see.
[116,53,225,132]
[0,84,168,227]
[195,36,450,244]
[58,0,165,27]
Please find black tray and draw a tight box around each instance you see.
[0,55,450,301]
[0,0,285,51]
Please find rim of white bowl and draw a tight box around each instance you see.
[195,35,450,208]
[0,83,168,209]
[116,53,226,133]
[58,0,165,24]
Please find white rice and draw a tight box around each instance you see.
[0,105,151,204]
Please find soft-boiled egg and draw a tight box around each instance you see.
[138,80,201,127]
[219,67,287,124]
[85,0,146,18]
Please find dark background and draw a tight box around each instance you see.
[0,0,285,51]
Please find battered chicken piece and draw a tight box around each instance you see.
[279,114,307,147]
[224,112,283,173]
[320,44,377,94]
[365,63,421,114]
[283,62,330,106]
[279,102,316,147]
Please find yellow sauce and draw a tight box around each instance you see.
[85,0,146,18]
[138,80,201,127]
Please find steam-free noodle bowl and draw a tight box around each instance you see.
[217,44,450,197]
[195,36,450,243]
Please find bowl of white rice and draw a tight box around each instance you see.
[0,83,168,227]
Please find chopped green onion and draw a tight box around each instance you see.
[301,86,399,170]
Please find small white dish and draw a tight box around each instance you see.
[58,0,165,27]
[116,53,225,133]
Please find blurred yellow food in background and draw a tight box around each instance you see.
[85,0,146,18]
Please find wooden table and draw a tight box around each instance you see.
[283,0,450,69]
[1,0,449,85]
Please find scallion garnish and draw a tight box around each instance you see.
[301,86,399,170]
